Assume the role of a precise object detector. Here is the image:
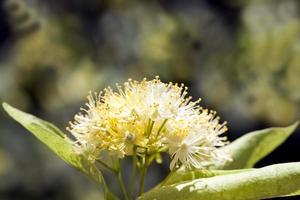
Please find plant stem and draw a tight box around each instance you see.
[95,159,119,199]
[97,159,129,200]
[146,120,155,137]
[156,119,168,138]
[138,154,149,196]
[130,146,137,199]
[117,169,129,200]
[96,159,117,173]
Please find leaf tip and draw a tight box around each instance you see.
[2,102,8,108]
[2,102,11,113]
[2,102,26,122]
[289,121,299,132]
[294,121,299,127]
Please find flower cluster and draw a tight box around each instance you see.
[67,77,230,169]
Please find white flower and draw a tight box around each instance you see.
[67,77,231,168]
[166,111,230,169]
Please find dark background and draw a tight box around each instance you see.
[0,0,299,199]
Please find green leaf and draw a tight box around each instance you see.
[283,189,300,197]
[160,168,252,186]
[2,102,118,200]
[139,162,300,200]
[217,122,299,169]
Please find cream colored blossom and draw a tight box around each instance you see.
[67,77,230,168]
[166,110,229,169]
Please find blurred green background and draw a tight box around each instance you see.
[0,0,299,199]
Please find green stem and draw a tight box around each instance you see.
[96,159,117,173]
[130,146,137,199]
[95,160,119,199]
[156,119,168,138]
[117,169,129,200]
[97,159,129,200]
[138,155,149,196]
[147,120,155,137]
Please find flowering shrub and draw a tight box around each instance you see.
[2,77,300,200]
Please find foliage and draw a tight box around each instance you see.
[2,103,117,200]
[3,102,299,199]
[139,162,300,200]
[217,122,299,169]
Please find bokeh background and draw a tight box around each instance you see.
[0,0,300,199]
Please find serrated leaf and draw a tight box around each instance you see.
[217,122,299,169]
[139,162,300,200]
[2,103,118,200]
